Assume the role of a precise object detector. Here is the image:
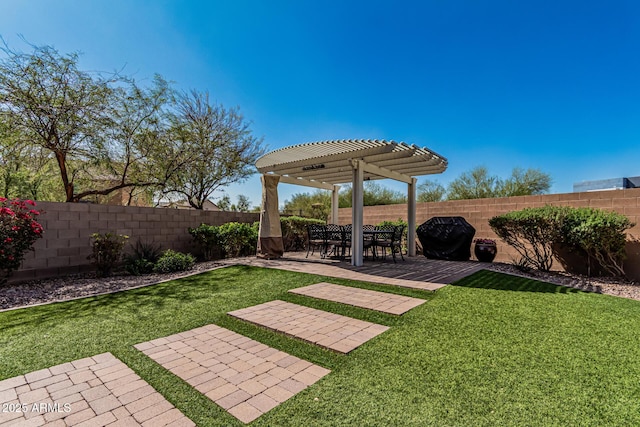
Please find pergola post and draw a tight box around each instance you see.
[331,185,340,224]
[351,160,364,266]
[408,177,417,257]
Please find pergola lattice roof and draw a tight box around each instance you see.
[256,139,448,185]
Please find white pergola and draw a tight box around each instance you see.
[255,139,447,266]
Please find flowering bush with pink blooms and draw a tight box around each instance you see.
[0,198,44,284]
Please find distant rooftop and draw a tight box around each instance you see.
[573,176,640,192]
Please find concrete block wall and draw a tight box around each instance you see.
[13,201,259,282]
[338,188,640,280]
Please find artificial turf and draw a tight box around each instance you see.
[1,266,639,426]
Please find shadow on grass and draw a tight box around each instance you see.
[0,268,241,332]
[451,270,583,294]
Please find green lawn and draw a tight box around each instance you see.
[1,266,640,426]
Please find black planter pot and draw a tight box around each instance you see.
[474,242,497,262]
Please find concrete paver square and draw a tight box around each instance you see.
[289,282,426,314]
[228,300,389,354]
[134,324,330,424]
[0,352,194,427]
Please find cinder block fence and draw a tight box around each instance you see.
[13,202,259,282]
[13,188,640,282]
[338,188,640,281]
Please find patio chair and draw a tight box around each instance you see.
[362,224,377,259]
[373,225,395,261]
[376,225,405,263]
[342,224,352,259]
[325,224,344,258]
[306,224,327,258]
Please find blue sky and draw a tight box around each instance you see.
[2,0,640,207]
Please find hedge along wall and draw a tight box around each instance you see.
[13,201,259,283]
[337,188,640,280]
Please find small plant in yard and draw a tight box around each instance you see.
[153,249,195,273]
[124,240,162,276]
[89,232,128,277]
[0,198,44,285]
[218,222,259,257]
[188,223,222,260]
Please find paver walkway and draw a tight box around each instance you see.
[0,352,193,427]
[289,282,426,315]
[134,324,330,424]
[228,300,389,354]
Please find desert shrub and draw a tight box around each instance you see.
[558,207,633,277]
[0,198,44,284]
[124,240,162,276]
[153,249,195,273]
[89,232,128,277]
[489,206,566,271]
[280,216,325,251]
[189,223,223,260]
[490,206,634,276]
[218,222,259,257]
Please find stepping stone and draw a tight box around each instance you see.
[0,352,194,426]
[289,282,426,315]
[134,324,330,424]
[228,300,389,354]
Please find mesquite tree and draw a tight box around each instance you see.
[162,91,265,209]
[0,42,178,202]
[0,42,114,201]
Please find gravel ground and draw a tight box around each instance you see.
[486,263,640,301]
[1,259,639,311]
[0,261,226,311]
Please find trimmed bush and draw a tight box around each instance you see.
[490,206,634,276]
[218,222,258,257]
[189,221,258,259]
[559,207,633,277]
[489,206,563,271]
[189,223,222,261]
[153,249,195,273]
[89,232,128,277]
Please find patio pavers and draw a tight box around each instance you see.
[219,254,486,290]
[289,282,426,315]
[228,300,389,354]
[0,352,193,427]
[134,324,330,424]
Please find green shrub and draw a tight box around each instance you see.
[153,249,195,273]
[559,207,633,277]
[218,222,258,257]
[489,206,563,271]
[124,240,162,276]
[89,232,128,277]
[189,223,222,260]
[490,206,634,276]
[280,216,325,251]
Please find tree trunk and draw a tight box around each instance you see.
[54,151,74,202]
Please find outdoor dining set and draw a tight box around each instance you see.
[306,224,406,262]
